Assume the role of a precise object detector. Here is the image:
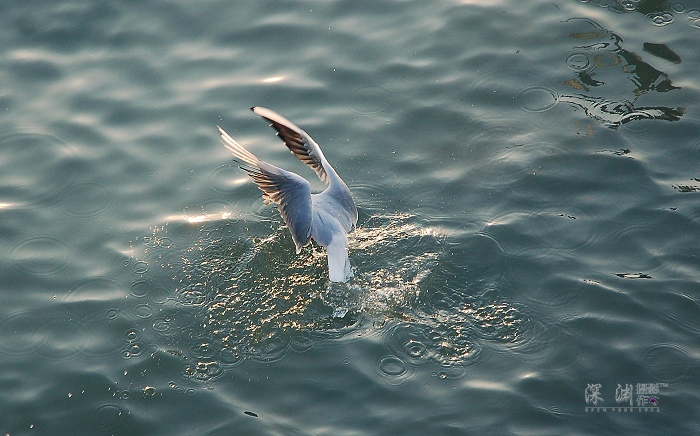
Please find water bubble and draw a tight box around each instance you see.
[122,343,143,358]
[620,0,637,11]
[59,180,114,218]
[342,357,351,364]
[143,386,156,396]
[11,235,70,276]
[122,328,141,343]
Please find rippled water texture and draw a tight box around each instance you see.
[1,0,699,434]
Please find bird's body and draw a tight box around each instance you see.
[218,107,357,282]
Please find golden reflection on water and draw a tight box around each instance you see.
[140,212,526,370]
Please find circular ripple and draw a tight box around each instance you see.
[517,87,558,113]
[208,163,248,194]
[0,310,48,357]
[122,343,143,359]
[149,287,170,304]
[132,260,149,275]
[63,277,125,323]
[647,12,674,26]
[289,332,315,354]
[129,280,150,298]
[59,180,115,218]
[151,311,194,337]
[178,287,209,307]
[81,321,124,357]
[460,232,507,285]
[122,328,141,343]
[620,0,637,11]
[189,336,220,359]
[132,303,154,319]
[38,313,84,361]
[200,199,237,220]
[375,355,411,385]
[250,332,290,364]
[93,404,125,430]
[622,118,655,134]
[11,235,70,276]
[349,84,393,115]
[387,323,434,366]
[184,360,224,382]
[565,52,591,71]
[642,344,692,383]
[219,346,243,366]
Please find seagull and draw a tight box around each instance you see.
[218,107,358,282]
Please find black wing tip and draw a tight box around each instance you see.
[250,106,257,112]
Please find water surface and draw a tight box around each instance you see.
[1,0,699,434]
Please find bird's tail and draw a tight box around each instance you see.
[327,232,352,282]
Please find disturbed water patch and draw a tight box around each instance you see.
[124,213,529,385]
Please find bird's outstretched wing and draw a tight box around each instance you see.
[218,126,312,253]
[252,106,330,184]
